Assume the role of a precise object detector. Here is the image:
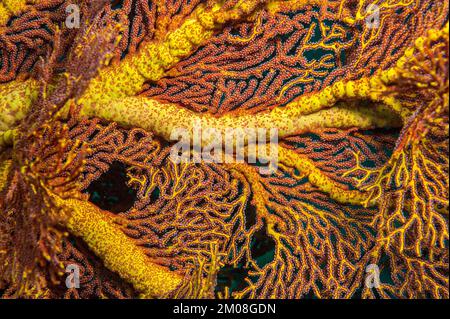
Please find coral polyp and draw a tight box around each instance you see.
[0,0,448,299]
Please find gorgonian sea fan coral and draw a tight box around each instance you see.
[0,0,448,299]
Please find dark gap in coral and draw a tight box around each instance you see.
[215,264,250,297]
[85,161,136,213]
[133,131,145,141]
[244,203,257,230]
[111,0,123,10]
[87,128,100,140]
[150,186,160,202]
[250,220,276,269]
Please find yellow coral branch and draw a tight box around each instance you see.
[80,96,401,144]
[76,1,263,109]
[1,9,446,141]
[0,0,31,26]
[277,146,372,205]
[0,79,39,132]
[52,195,183,298]
[0,1,263,135]
[0,158,11,192]
[230,146,373,207]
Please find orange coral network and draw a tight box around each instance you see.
[0,0,448,300]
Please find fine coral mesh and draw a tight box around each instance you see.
[0,0,448,299]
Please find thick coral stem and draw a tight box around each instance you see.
[277,146,372,205]
[1,13,446,138]
[0,0,31,26]
[83,96,401,144]
[0,79,39,133]
[76,1,264,109]
[53,196,183,298]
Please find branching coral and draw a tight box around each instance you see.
[0,0,448,299]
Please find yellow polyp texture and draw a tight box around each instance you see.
[2,0,28,11]
[386,68,398,82]
[0,5,8,25]
[357,79,370,98]
[0,129,14,148]
[0,79,39,132]
[404,47,414,58]
[345,81,357,98]
[234,145,372,207]
[167,15,214,58]
[183,20,208,45]
[85,96,401,147]
[2,9,445,137]
[196,4,218,29]
[56,196,183,298]
[135,45,164,80]
[332,81,346,99]
[286,71,408,119]
[267,0,323,14]
[0,0,28,25]
[0,159,12,192]
[168,30,192,57]
[414,37,425,50]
